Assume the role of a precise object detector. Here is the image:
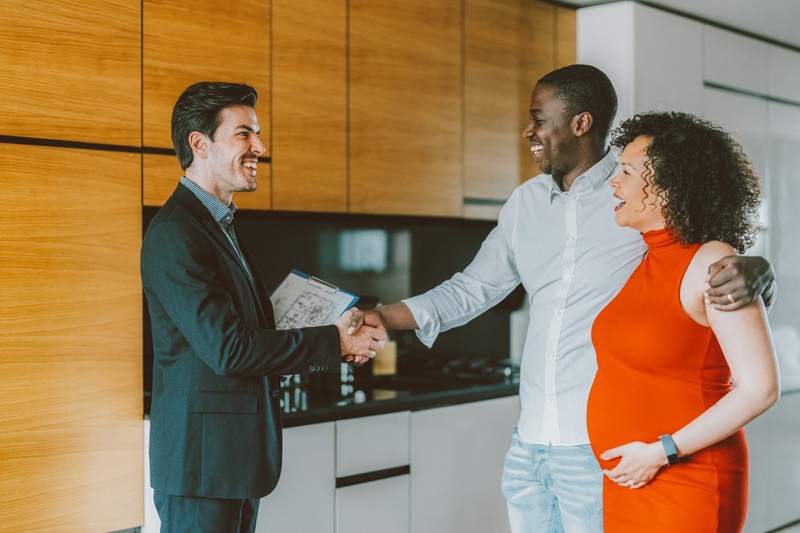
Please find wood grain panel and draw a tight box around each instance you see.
[143,0,271,153]
[349,0,462,217]
[144,153,271,210]
[519,1,557,183]
[0,145,142,532]
[272,0,347,213]
[464,0,523,202]
[0,0,140,145]
[556,7,577,69]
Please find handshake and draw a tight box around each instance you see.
[335,307,387,366]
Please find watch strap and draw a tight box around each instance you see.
[659,434,680,466]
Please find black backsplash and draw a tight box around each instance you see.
[142,207,523,395]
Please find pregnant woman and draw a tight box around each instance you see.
[587,112,780,532]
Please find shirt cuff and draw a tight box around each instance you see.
[402,294,440,349]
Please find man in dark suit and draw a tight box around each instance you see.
[141,81,386,533]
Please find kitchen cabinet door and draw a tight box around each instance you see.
[742,412,770,533]
[0,0,140,145]
[255,423,336,533]
[411,396,520,533]
[0,145,142,532]
[463,1,576,221]
[271,0,347,213]
[463,0,528,210]
[704,25,770,96]
[143,0,272,165]
[765,393,800,530]
[768,45,800,104]
[767,101,800,333]
[349,0,462,217]
[632,3,704,116]
[336,475,410,533]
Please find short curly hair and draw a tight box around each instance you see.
[610,112,761,252]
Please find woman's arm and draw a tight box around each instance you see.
[670,241,780,456]
[601,241,780,489]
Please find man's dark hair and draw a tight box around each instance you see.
[537,64,618,141]
[171,82,258,170]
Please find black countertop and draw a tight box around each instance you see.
[144,371,520,427]
[281,374,519,428]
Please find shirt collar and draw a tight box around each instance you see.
[179,176,238,228]
[547,149,618,201]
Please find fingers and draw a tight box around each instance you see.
[346,307,363,335]
[704,287,753,310]
[599,447,621,461]
[705,256,733,284]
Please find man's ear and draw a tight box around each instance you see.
[572,112,594,137]
[188,131,209,160]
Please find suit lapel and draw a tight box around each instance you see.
[172,184,269,324]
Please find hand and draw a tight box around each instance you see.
[336,308,387,366]
[346,308,387,336]
[705,255,775,310]
[600,441,667,490]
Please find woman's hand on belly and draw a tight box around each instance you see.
[600,440,668,490]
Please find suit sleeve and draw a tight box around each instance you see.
[142,219,341,377]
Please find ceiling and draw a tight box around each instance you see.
[559,0,800,49]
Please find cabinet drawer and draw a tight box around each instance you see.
[336,412,410,477]
[335,475,410,533]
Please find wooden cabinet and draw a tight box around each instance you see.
[464,0,575,220]
[349,0,463,217]
[143,0,272,160]
[411,396,520,533]
[0,0,140,145]
[0,144,142,532]
[143,154,271,210]
[271,0,348,213]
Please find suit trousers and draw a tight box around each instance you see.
[154,491,260,533]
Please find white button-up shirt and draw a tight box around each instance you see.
[404,150,646,445]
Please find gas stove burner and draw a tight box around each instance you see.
[411,355,519,385]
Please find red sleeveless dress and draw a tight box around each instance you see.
[587,229,748,532]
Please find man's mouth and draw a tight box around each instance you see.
[530,143,544,157]
[613,194,626,211]
[242,159,257,178]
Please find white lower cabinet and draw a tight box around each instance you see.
[143,396,522,533]
[765,393,800,530]
[411,395,520,533]
[336,475,410,533]
[744,392,800,533]
[256,422,336,533]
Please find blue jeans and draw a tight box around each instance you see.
[501,429,603,533]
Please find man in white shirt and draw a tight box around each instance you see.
[349,64,774,532]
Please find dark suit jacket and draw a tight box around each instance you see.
[141,183,341,499]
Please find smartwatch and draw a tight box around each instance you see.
[659,434,680,466]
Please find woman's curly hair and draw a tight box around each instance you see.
[610,112,761,252]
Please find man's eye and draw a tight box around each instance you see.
[238,131,249,137]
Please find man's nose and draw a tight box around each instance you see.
[251,135,265,155]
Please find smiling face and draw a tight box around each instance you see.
[522,83,579,184]
[610,135,666,232]
[205,104,264,201]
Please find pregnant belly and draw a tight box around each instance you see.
[587,372,701,471]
